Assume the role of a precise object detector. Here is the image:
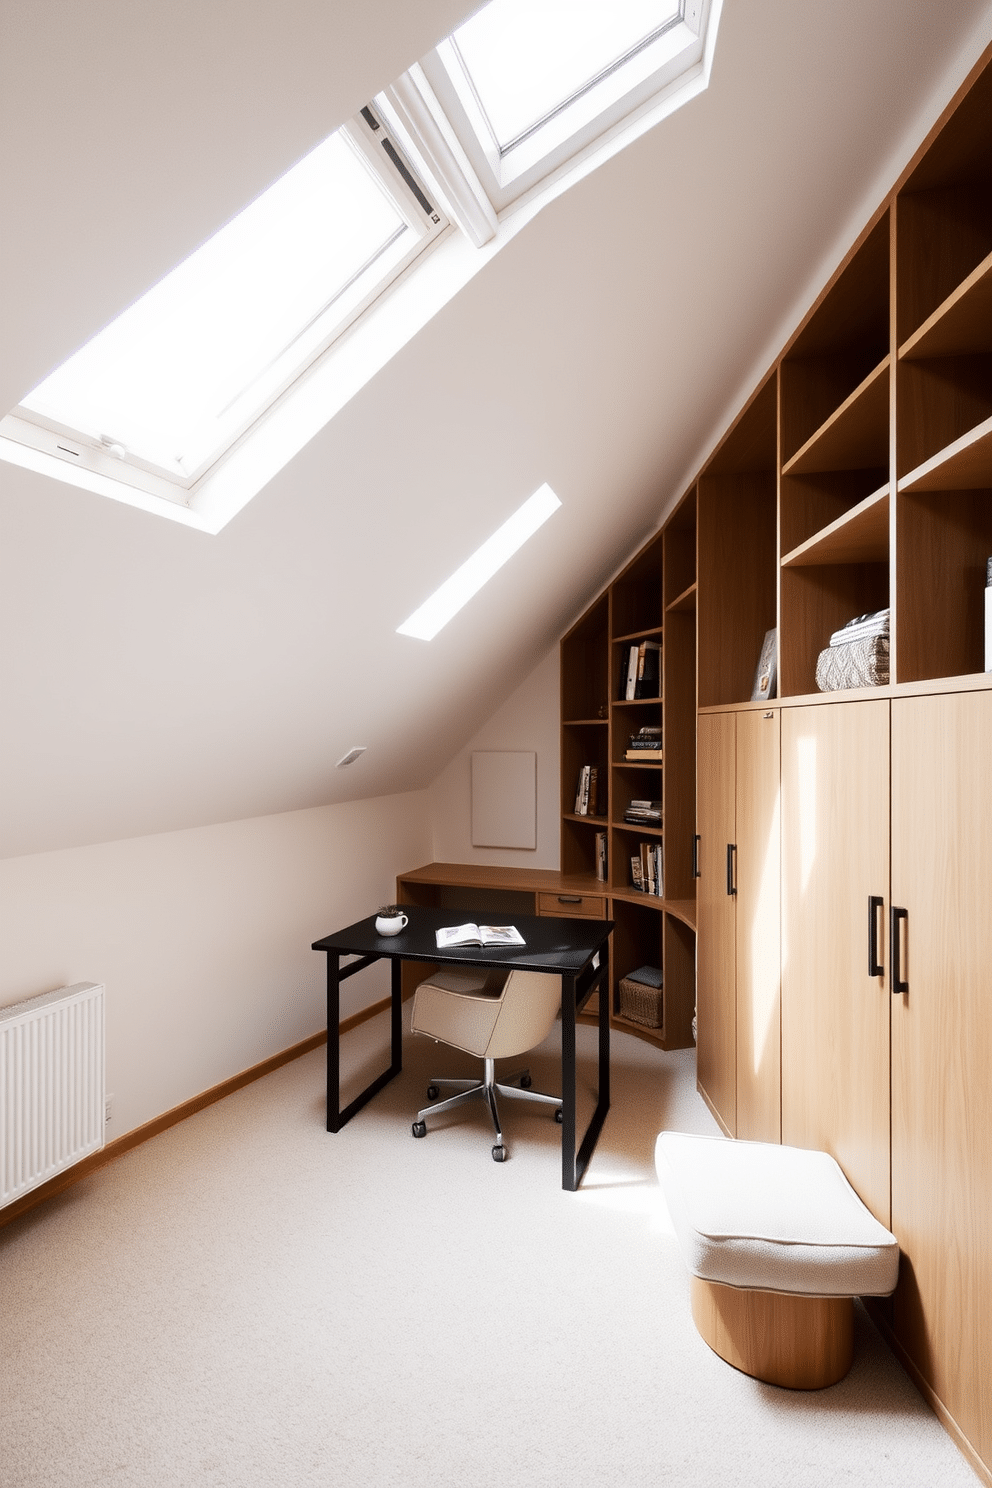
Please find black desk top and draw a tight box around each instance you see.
[312,905,613,976]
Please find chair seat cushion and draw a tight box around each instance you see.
[655,1132,899,1298]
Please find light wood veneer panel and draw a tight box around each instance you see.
[781,700,890,1225]
[734,709,782,1144]
[891,690,992,1467]
[696,711,737,1132]
[691,1277,854,1391]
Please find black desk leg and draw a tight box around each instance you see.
[326,953,342,1133]
[561,975,578,1191]
[561,960,612,1192]
[326,953,404,1133]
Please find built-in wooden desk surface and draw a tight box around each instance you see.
[396,863,695,1050]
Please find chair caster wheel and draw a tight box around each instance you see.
[426,1085,439,1100]
[554,1109,563,1124]
[520,1074,532,1088]
[492,1144,507,1163]
[412,1121,427,1138]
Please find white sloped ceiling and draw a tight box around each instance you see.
[2,0,991,857]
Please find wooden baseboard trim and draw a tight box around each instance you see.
[867,1305,992,1487]
[0,994,392,1232]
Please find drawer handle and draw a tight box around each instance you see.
[558,895,582,904]
[868,895,884,977]
[891,906,908,995]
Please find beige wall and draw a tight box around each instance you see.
[0,791,430,1140]
[427,646,560,870]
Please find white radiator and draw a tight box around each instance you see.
[1,981,105,1209]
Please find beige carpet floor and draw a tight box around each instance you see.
[1,1012,979,1487]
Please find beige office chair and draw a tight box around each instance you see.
[410,967,563,1162]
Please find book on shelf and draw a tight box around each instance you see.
[630,841,664,897]
[624,799,662,824]
[595,830,607,882]
[626,724,663,761]
[621,641,661,700]
[436,923,525,949]
[573,764,599,816]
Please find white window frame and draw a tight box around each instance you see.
[0,0,721,533]
[417,0,709,214]
[1,107,448,510]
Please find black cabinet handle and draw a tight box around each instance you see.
[726,843,737,897]
[891,906,908,994]
[868,895,884,977]
[692,834,700,879]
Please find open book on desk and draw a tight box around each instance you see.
[435,923,525,949]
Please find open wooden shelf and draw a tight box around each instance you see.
[900,414,992,491]
[781,485,889,567]
[666,581,697,613]
[614,626,663,644]
[899,247,992,360]
[782,357,889,476]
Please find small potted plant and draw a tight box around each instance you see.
[374,904,408,936]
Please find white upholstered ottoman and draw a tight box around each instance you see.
[655,1132,900,1389]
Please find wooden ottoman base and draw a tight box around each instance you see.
[690,1276,854,1390]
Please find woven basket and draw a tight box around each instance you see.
[619,976,664,1028]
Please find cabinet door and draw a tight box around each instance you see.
[696,710,737,1134]
[891,691,992,1465]
[781,700,890,1224]
[735,709,781,1143]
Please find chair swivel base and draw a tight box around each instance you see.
[412,1056,561,1162]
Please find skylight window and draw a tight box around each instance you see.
[450,0,683,154]
[419,0,708,205]
[396,484,562,640]
[12,113,445,491]
[0,2,719,531]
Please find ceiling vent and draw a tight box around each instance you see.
[336,746,367,768]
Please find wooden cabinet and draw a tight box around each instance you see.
[890,690,992,1471]
[780,700,891,1225]
[560,47,992,1481]
[734,709,781,1144]
[697,708,780,1142]
[696,711,737,1131]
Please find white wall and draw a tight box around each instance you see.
[0,791,430,1140]
[427,647,560,869]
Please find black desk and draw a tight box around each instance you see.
[312,905,613,1191]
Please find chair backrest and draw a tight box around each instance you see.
[485,970,561,1060]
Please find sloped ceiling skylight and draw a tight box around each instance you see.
[0,0,720,534]
[451,1,683,152]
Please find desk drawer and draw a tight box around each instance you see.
[538,892,606,919]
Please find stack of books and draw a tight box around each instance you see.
[630,841,664,897]
[620,640,661,700]
[625,725,663,761]
[623,798,662,825]
[573,764,600,816]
